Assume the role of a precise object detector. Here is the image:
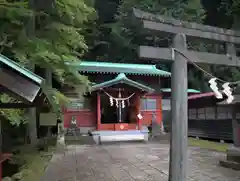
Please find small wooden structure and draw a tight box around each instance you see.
[218,94,240,144]
[188,92,233,141]
[218,95,240,170]
[188,92,240,169]
[0,54,44,180]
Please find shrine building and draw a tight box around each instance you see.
[63,61,199,143]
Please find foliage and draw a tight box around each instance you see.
[97,0,204,62]
[0,94,27,125]
[232,0,240,14]
[92,0,207,89]
[0,0,96,124]
[218,0,240,17]
[7,144,56,181]
[202,0,240,91]
[92,0,240,91]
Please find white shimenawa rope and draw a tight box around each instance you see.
[103,90,135,101]
[171,48,240,85]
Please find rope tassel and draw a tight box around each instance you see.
[122,100,125,108]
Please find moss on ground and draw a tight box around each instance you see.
[3,144,56,181]
[188,137,230,152]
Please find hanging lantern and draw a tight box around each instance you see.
[116,99,119,107]
[109,97,114,106]
[122,100,125,108]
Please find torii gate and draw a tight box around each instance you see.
[133,8,240,181]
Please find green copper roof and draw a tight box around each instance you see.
[161,88,201,93]
[69,61,171,77]
[0,54,44,85]
[91,73,155,92]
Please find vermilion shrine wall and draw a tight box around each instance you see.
[63,93,163,129]
[141,94,162,126]
[63,92,97,131]
[64,110,96,128]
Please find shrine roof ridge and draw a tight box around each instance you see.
[91,73,155,92]
[68,61,171,77]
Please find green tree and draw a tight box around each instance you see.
[93,0,205,61]
[0,0,96,125]
[92,0,207,90]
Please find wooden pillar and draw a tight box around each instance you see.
[45,69,52,137]
[136,94,142,130]
[97,93,101,130]
[169,33,188,181]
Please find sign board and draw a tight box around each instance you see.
[66,102,84,110]
[0,68,40,102]
[65,98,87,111]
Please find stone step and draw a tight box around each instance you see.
[219,160,240,170]
[91,128,149,144]
[99,133,145,143]
[65,135,95,145]
[227,155,240,163]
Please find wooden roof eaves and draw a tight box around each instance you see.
[79,70,170,77]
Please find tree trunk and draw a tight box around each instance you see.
[45,69,53,137]
[26,0,38,146]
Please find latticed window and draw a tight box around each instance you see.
[227,107,232,119]
[217,106,228,119]
[188,109,197,119]
[205,107,215,119]
[197,108,205,120]
[140,98,157,111]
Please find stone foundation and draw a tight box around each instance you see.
[219,146,240,170]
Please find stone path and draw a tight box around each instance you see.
[41,143,240,181]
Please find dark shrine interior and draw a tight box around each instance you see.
[100,93,131,124]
